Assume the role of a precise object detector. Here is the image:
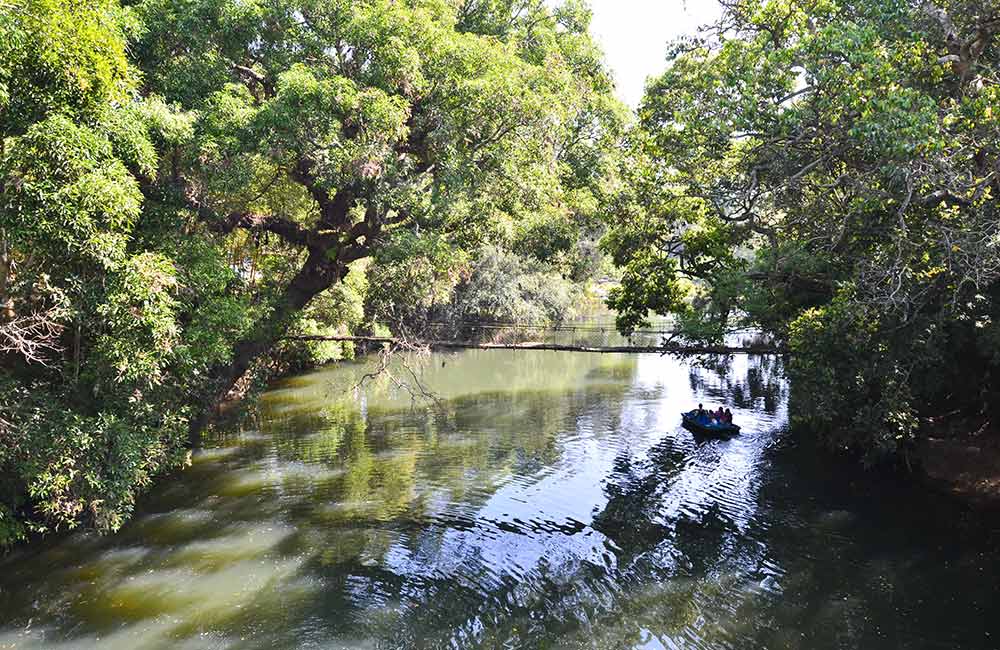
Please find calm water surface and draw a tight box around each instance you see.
[1,347,998,649]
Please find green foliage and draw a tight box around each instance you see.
[2,115,142,267]
[605,0,1000,459]
[0,0,624,545]
[132,0,625,397]
[365,231,470,328]
[281,260,370,369]
[786,300,918,463]
[0,378,188,543]
[607,253,688,335]
[0,0,137,136]
[448,245,582,324]
[363,235,585,331]
[93,252,179,385]
[0,0,247,543]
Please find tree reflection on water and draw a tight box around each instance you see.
[0,349,997,650]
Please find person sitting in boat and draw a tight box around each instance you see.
[695,404,709,424]
[714,406,725,423]
[723,408,733,424]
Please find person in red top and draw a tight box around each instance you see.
[723,408,733,424]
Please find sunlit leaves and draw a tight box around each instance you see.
[94,253,180,386]
[0,0,627,544]
[1,116,142,266]
[0,0,137,136]
[0,0,195,543]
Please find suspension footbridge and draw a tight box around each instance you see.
[284,321,787,355]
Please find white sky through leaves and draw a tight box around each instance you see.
[587,0,722,107]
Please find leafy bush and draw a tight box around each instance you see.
[364,231,470,329]
[786,299,918,463]
[449,245,582,324]
[0,0,244,544]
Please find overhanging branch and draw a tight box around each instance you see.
[211,211,315,249]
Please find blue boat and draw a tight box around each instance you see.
[681,410,740,437]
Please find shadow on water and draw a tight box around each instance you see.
[0,348,998,649]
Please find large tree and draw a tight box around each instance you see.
[0,0,623,543]
[134,0,623,440]
[605,0,1000,460]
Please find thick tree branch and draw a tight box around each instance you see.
[921,2,999,89]
[921,189,974,208]
[291,157,359,228]
[211,212,315,249]
[921,1,960,43]
[231,63,274,99]
[189,247,346,444]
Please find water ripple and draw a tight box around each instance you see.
[1,349,997,649]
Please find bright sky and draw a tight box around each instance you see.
[587,0,722,108]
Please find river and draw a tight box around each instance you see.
[0,345,998,648]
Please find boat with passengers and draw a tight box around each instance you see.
[681,406,740,437]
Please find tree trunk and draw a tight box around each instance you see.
[187,249,345,446]
[0,231,11,316]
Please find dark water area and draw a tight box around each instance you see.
[0,348,998,649]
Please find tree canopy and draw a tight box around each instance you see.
[134,0,625,431]
[604,0,1000,459]
[0,0,192,541]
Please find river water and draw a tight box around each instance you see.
[0,346,998,649]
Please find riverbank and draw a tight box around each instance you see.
[916,430,1000,508]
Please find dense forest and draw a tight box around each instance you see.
[1,0,999,546]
